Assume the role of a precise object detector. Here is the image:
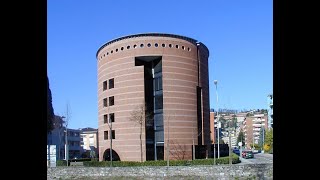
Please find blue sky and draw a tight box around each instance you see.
[48,0,273,129]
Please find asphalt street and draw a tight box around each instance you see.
[239,153,273,164]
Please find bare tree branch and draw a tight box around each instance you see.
[169,140,187,160]
[64,102,71,166]
[129,101,153,162]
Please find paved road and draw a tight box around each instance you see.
[239,153,273,164]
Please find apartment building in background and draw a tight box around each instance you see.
[47,115,81,160]
[96,33,211,161]
[80,127,99,158]
[210,111,216,144]
[243,114,268,149]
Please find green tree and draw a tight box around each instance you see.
[237,130,245,147]
[264,128,273,153]
[260,109,267,114]
[250,143,261,149]
[246,113,253,117]
[47,76,55,134]
[219,117,226,129]
[258,127,266,148]
[231,117,237,130]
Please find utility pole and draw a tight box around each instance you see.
[240,135,243,159]
[65,127,68,166]
[64,116,69,167]
[64,103,71,166]
[214,80,220,159]
[213,128,216,165]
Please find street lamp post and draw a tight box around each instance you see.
[213,128,216,165]
[214,80,220,158]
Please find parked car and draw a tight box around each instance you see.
[233,148,240,156]
[242,150,254,159]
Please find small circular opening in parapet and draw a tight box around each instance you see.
[134,44,137,48]
[111,50,113,53]
[155,43,158,47]
[116,49,118,52]
[127,46,130,49]
[162,44,165,47]
[169,44,172,48]
[140,44,144,48]
[188,47,191,51]
[121,47,124,51]
[147,43,151,47]
[182,46,185,50]
[176,45,179,49]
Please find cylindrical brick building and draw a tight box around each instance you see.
[96,33,210,162]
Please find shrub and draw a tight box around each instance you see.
[57,160,67,166]
[83,153,240,167]
[264,144,271,152]
[56,158,98,166]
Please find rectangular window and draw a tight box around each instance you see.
[155,94,163,110]
[103,98,108,107]
[109,78,114,89]
[103,81,107,91]
[104,114,108,124]
[89,138,94,146]
[154,78,158,91]
[111,130,115,139]
[154,77,162,91]
[109,96,114,106]
[104,131,108,140]
[159,77,162,90]
[110,113,115,123]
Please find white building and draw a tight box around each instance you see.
[79,127,99,158]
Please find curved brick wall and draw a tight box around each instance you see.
[97,33,210,161]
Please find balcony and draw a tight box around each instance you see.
[253,124,262,127]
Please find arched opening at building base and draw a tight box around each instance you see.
[103,149,121,161]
